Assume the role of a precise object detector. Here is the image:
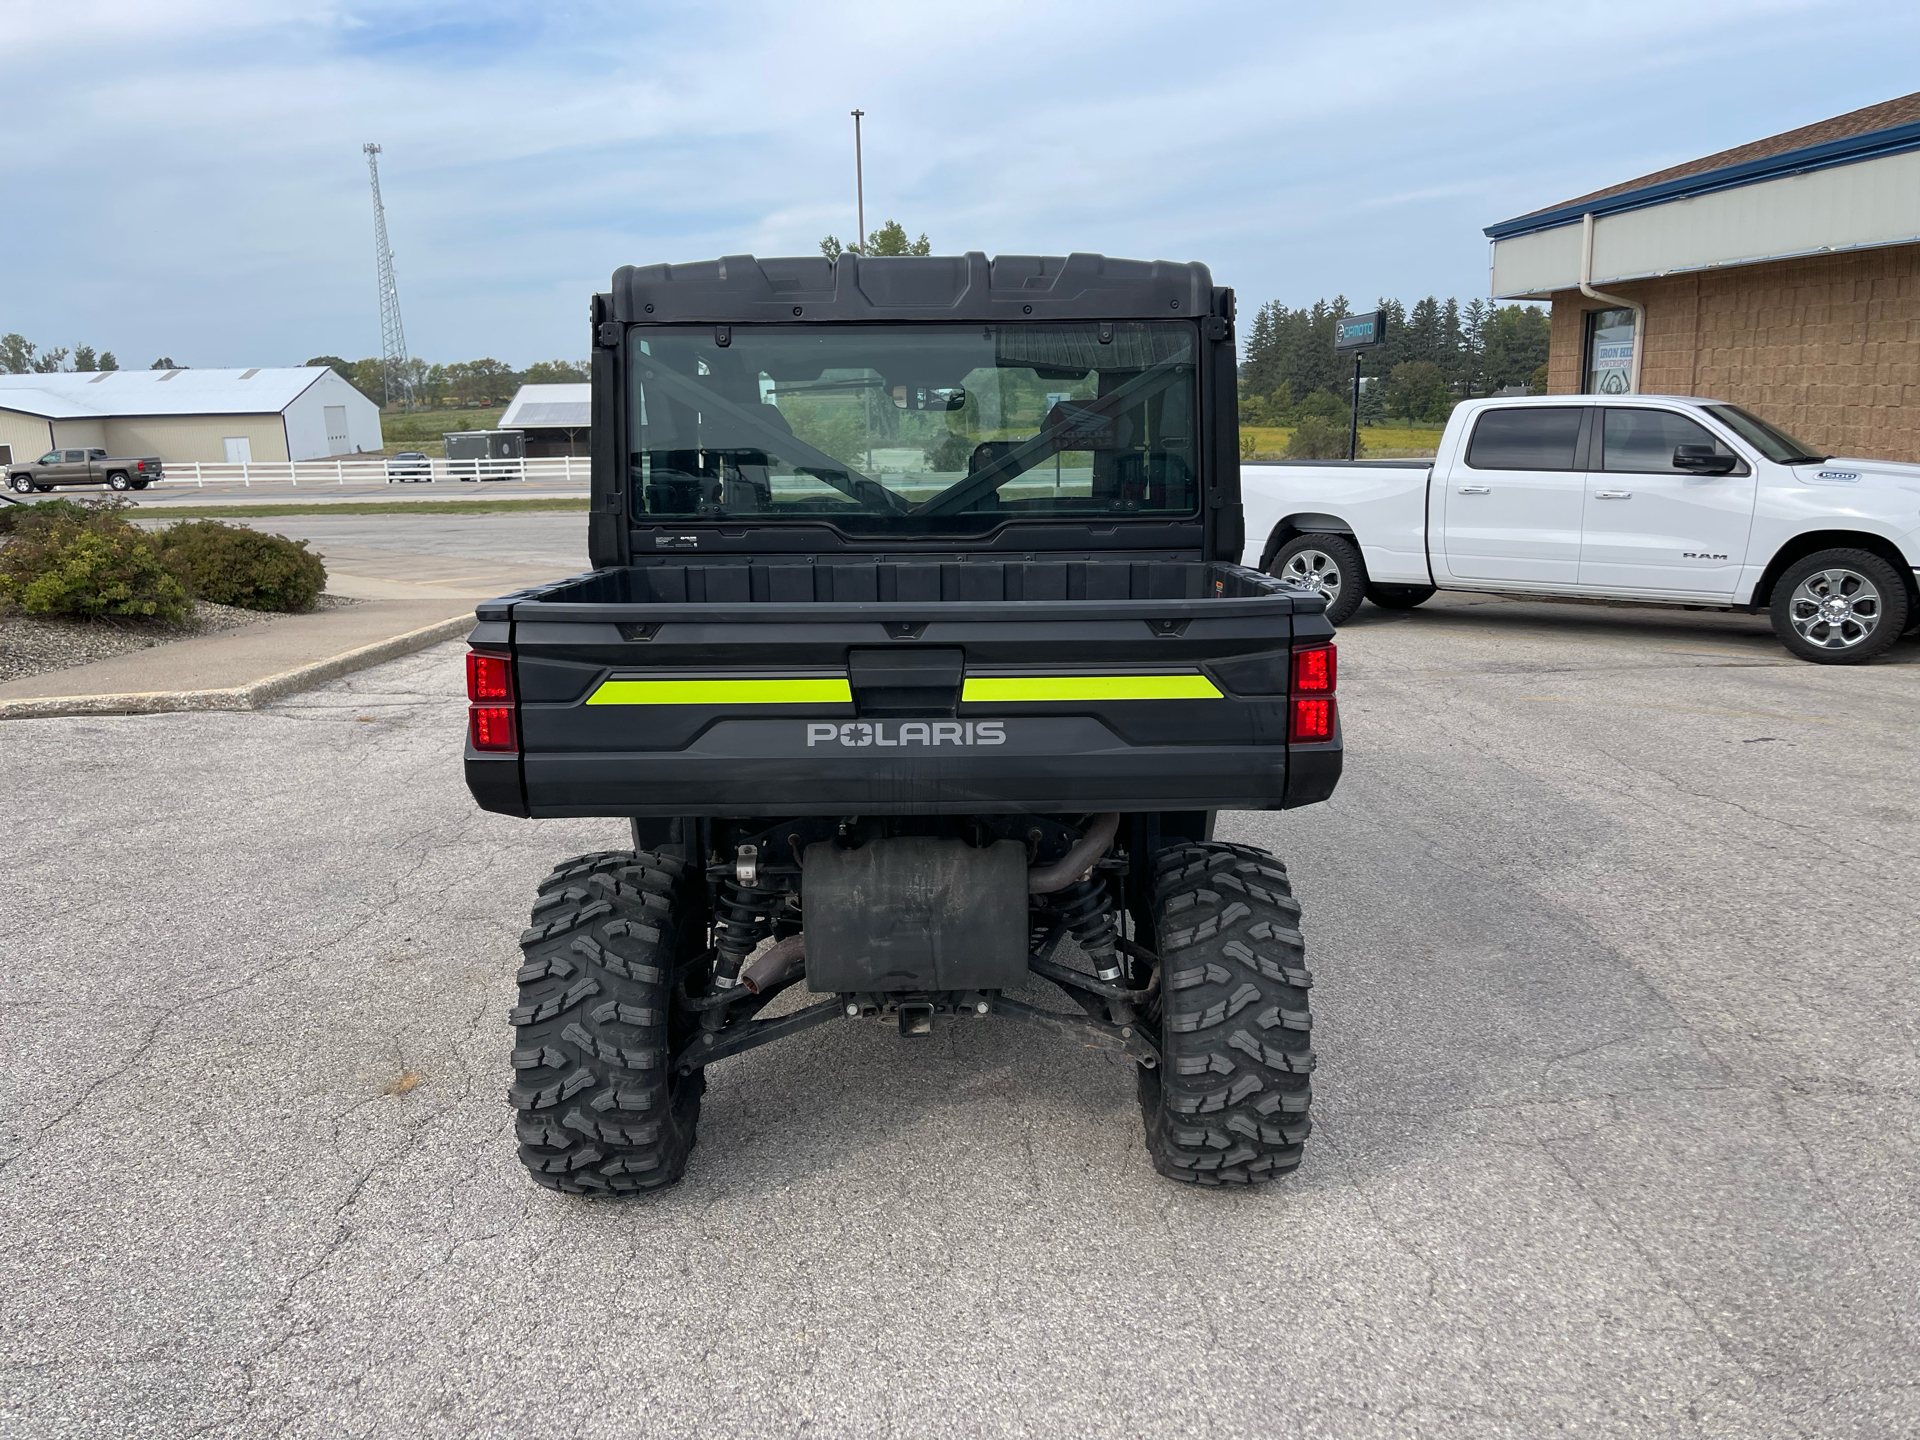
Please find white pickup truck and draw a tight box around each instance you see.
[1241,394,1920,664]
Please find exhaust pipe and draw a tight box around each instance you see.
[1028,813,1120,894]
[739,933,805,994]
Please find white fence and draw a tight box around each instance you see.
[157,456,591,488]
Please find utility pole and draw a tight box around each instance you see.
[363,143,413,412]
[850,110,865,256]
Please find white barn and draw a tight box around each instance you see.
[0,367,384,468]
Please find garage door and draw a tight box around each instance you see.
[324,405,350,455]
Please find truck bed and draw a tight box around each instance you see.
[466,557,1340,819]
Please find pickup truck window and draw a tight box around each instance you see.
[63,451,84,463]
[1701,404,1828,464]
[1464,408,1583,471]
[1601,409,1741,473]
[628,322,1198,536]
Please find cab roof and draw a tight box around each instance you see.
[608,252,1226,326]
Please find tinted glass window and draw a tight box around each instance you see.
[1465,408,1583,470]
[1702,404,1826,463]
[628,322,1197,537]
[1602,409,1737,473]
[63,451,84,462]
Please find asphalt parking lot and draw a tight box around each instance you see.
[2,593,1914,1439]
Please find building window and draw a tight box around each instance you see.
[1584,308,1636,394]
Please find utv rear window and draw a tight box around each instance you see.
[1465,407,1584,471]
[627,322,1198,536]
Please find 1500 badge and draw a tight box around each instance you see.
[808,721,1006,747]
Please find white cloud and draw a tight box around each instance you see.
[1,0,1908,367]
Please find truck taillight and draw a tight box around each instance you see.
[470,706,516,750]
[467,651,512,701]
[1290,641,1336,742]
[467,651,516,752]
[1292,644,1335,694]
[1291,698,1333,742]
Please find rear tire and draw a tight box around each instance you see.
[1768,549,1908,664]
[1366,583,1435,610]
[1138,842,1315,1185]
[107,472,131,491]
[1268,533,1366,626]
[509,849,705,1194]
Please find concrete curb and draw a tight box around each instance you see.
[0,614,474,721]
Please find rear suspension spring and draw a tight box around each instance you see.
[1049,876,1121,983]
[712,877,775,988]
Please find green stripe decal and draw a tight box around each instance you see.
[588,677,853,706]
[961,674,1223,703]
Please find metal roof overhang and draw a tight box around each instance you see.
[1487,143,1920,300]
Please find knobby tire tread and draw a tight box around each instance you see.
[511,849,703,1194]
[1139,841,1315,1185]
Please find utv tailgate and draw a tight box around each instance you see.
[467,558,1340,817]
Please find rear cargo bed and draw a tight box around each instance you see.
[467,558,1339,818]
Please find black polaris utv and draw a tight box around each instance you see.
[463,252,1341,1193]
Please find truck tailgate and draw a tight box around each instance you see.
[467,558,1339,817]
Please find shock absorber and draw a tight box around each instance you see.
[1050,875,1122,983]
[710,845,775,1010]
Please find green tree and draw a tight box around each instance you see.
[73,345,98,372]
[347,358,386,404]
[1285,416,1360,460]
[150,356,182,370]
[820,220,931,258]
[0,334,33,373]
[522,359,589,384]
[98,351,117,372]
[1480,304,1551,392]
[304,354,353,375]
[1383,361,1453,424]
[32,347,69,373]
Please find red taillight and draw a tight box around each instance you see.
[470,705,516,751]
[467,651,516,751]
[1290,641,1336,742]
[1291,697,1333,742]
[467,651,512,701]
[1292,644,1335,694]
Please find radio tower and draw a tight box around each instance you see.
[363,143,413,411]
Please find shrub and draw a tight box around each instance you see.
[160,520,327,612]
[1285,416,1363,460]
[0,506,191,622]
[0,497,115,536]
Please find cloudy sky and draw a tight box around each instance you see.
[4,0,1913,371]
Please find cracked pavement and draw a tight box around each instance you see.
[0,588,1913,1439]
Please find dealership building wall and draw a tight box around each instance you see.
[1488,94,1920,463]
[1539,245,1917,461]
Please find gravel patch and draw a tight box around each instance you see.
[0,594,361,685]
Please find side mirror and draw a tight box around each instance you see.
[1674,444,1736,475]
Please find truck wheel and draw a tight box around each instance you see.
[1268,533,1365,626]
[509,849,705,1194]
[1366,583,1435,610]
[8,475,31,494]
[1137,842,1315,1185]
[1769,549,1909,664]
[107,472,131,491]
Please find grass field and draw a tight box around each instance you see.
[378,407,503,448]
[1242,425,1443,459]
[135,498,588,519]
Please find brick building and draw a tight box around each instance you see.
[1485,94,1919,462]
